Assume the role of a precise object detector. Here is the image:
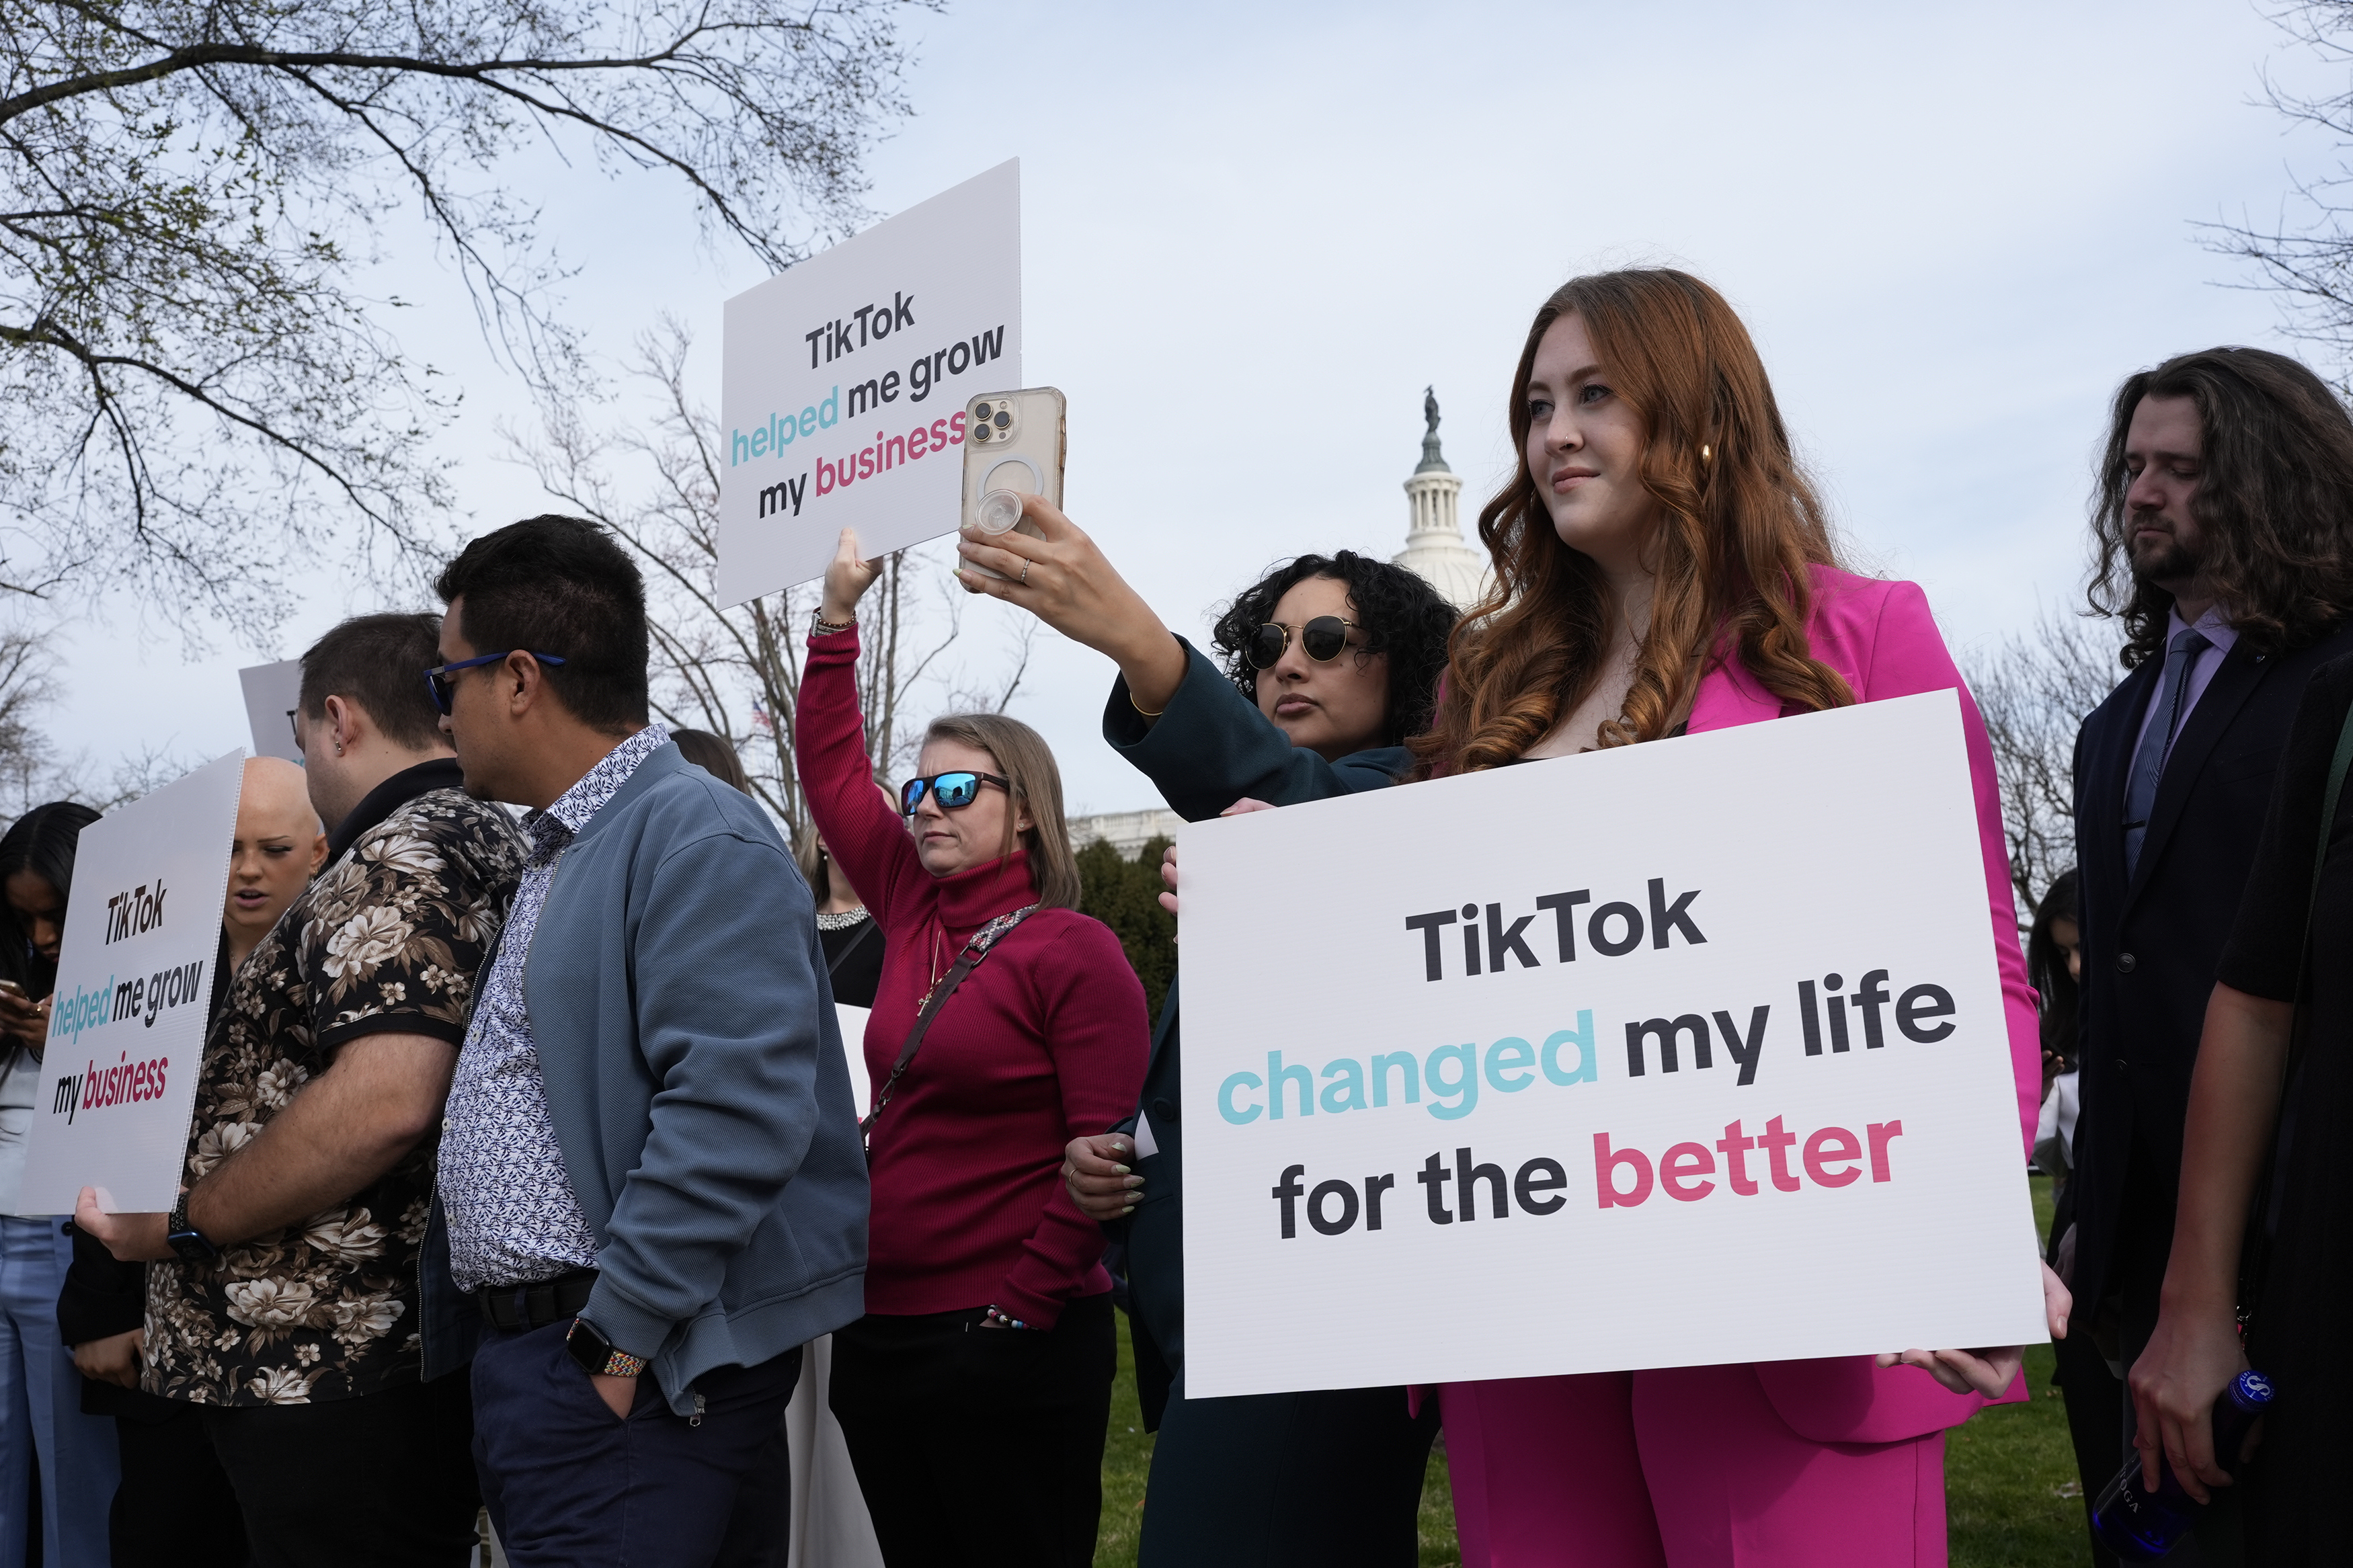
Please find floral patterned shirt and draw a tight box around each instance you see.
[145,776,525,1405]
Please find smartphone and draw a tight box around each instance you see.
[961,387,1066,579]
[0,980,24,999]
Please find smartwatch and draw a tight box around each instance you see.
[565,1317,647,1379]
[165,1196,218,1265]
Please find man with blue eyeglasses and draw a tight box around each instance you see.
[422,513,867,1568]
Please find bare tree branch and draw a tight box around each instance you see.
[2198,3,2353,386]
[1964,610,2127,923]
[0,0,929,641]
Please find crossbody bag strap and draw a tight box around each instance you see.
[859,904,1041,1142]
[826,917,880,979]
[2239,696,2353,1327]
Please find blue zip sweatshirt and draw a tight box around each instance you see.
[423,741,867,1414]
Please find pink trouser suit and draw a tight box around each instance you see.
[1439,567,2043,1568]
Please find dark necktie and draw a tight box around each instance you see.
[2122,626,2213,879]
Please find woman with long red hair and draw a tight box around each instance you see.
[1416,269,2065,1565]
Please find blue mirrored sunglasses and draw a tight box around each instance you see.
[424,650,568,715]
[900,770,1010,815]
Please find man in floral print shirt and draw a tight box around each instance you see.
[82,612,525,1568]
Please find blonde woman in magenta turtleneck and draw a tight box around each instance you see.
[797,526,1148,1568]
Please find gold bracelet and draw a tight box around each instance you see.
[1129,687,1166,718]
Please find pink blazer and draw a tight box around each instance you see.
[1687,564,2040,1442]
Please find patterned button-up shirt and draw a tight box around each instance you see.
[145,777,526,1405]
[440,725,670,1292]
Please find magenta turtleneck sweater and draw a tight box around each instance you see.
[800,624,1148,1325]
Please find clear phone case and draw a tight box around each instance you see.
[961,387,1066,578]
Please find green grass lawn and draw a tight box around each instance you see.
[1948,1174,2090,1567]
[1094,1173,2088,1567]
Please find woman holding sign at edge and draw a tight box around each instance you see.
[951,520,1456,1565]
[0,801,119,1568]
[1395,270,2062,1565]
[799,531,1149,1568]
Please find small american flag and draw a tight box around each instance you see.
[751,702,772,733]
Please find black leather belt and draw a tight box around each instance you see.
[475,1268,597,1331]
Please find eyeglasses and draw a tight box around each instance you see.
[900,771,1011,815]
[286,710,303,754]
[424,651,568,715]
[1244,616,1361,670]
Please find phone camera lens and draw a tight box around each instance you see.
[993,411,1011,429]
[973,425,991,442]
[973,403,992,421]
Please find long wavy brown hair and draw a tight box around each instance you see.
[2087,346,2353,669]
[1410,269,1855,776]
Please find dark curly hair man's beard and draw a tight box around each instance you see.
[2129,527,2204,592]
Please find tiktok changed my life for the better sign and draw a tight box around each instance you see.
[1175,692,2048,1398]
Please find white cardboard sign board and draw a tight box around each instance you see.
[13,751,245,1215]
[1176,692,2045,1397]
[718,160,1023,605]
[238,659,303,764]
[834,1003,873,1112]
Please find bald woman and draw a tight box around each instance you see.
[224,757,327,971]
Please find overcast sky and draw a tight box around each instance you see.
[46,0,2353,815]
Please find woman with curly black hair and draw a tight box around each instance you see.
[954,498,1454,1568]
[1203,547,1457,752]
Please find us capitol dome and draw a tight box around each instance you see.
[1392,386,1490,611]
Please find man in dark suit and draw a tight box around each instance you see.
[2066,345,2353,1563]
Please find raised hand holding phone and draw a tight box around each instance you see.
[954,493,1189,717]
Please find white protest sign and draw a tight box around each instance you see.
[13,750,244,1215]
[1177,691,2044,1397]
[718,160,1022,604]
[238,659,303,764]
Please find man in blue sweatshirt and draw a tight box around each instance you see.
[425,515,867,1567]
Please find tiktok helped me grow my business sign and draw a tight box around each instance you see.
[717,159,1022,604]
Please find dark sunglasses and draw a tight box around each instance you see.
[900,771,1011,815]
[424,650,569,715]
[1244,616,1361,670]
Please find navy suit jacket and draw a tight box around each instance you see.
[2070,619,2353,1313]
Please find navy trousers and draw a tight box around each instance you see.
[472,1321,802,1568]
